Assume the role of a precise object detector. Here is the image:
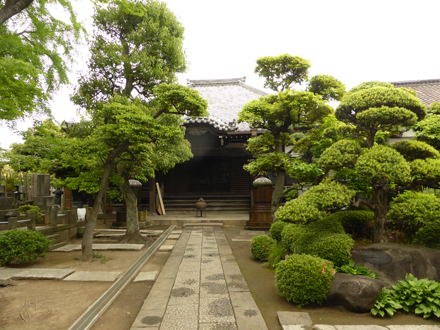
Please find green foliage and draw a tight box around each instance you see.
[72,0,186,109]
[392,140,440,162]
[427,101,440,115]
[0,0,85,121]
[280,223,307,251]
[388,191,440,238]
[337,259,377,278]
[324,211,375,240]
[270,221,288,241]
[300,179,356,212]
[413,222,440,249]
[18,204,42,222]
[255,54,311,92]
[372,274,440,318]
[276,254,335,307]
[307,217,345,234]
[319,139,363,171]
[295,233,354,267]
[355,145,411,186]
[266,244,285,269]
[0,229,51,265]
[348,81,395,93]
[275,199,325,224]
[250,235,277,261]
[415,114,440,150]
[308,74,346,101]
[410,159,440,188]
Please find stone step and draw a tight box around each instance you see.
[182,222,223,227]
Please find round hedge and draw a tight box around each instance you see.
[413,222,440,249]
[270,221,287,241]
[307,217,345,234]
[302,233,355,267]
[275,199,325,224]
[250,235,276,261]
[0,229,51,266]
[280,223,307,251]
[276,254,335,307]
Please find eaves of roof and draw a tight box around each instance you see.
[392,79,440,107]
[187,77,268,96]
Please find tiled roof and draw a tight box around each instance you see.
[392,79,440,107]
[183,116,238,132]
[187,77,267,132]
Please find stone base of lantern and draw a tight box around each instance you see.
[245,209,272,229]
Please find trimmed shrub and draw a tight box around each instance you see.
[300,233,355,267]
[307,217,345,234]
[18,204,42,222]
[413,222,440,249]
[324,211,374,239]
[276,254,335,307]
[388,192,440,239]
[270,221,287,241]
[0,229,52,266]
[280,223,307,251]
[250,235,276,261]
[275,199,325,224]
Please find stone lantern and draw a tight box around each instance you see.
[245,175,273,229]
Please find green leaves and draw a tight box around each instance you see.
[337,259,377,278]
[255,54,311,92]
[308,74,346,101]
[372,274,440,318]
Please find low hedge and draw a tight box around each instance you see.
[280,223,307,251]
[250,235,277,261]
[276,254,336,307]
[0,229,51,266]
[413,222,440,249]
[307,217,345,234]
[270,221,288,242]
[324,211,374,240]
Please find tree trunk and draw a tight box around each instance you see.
[271,138,286,220]
[0,0,34,25]
[119,178,145,243]
[81,140,130,261]
[271,167,286,220]
[372,187,389,243]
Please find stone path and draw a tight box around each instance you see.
[130,226,268,330]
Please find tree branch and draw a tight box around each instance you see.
[0,0,34,25]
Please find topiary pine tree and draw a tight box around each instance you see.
[238,54,346,218]
[320,81,440,243]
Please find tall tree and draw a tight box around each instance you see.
[320,82,440,243]
[0,0,84,122]
[72,0,208,259]
[238,54,345,218]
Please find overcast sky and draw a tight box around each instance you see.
[1,0,440,149]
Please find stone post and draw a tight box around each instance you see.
[44,206,51,225]
[64,210,72,225]
[27,212,36,230]
[8,217,17,230]
[49,207,57,226]
[71,206,78,223]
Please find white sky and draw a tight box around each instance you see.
[1,0,440,149]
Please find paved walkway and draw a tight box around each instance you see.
[130,225,268,330]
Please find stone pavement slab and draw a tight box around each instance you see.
[0,268,25,280]
[134,271,159,282]
[159,245,174,251]
[167,234,180,239]
[14,268,75,280]
[53,244,81,252]
[110,244,144,250]
[64,271,121,281]
[231,238,253,242]
[278,312,313,326]
[387,327,440,330]
[334,326,389,330]
[314,326,337,330]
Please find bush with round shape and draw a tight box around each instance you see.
[0,229,52,266]
[388,192,440,239]
[413,222,440,249]
[270,221,287,241]
[18,204,42,222]
[307,217,345,234]
[302,233,355,267]
[280,223,307,251]
[275,199,325,224]
[250,235,276,261]
[291,230,330,254]
[324,211,374,239]
[276,254,335,307]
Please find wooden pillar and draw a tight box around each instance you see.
[64,187,72,210]
[149,176,156,214]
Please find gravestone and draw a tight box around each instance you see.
[0,197,13,210]
[31,174,54,208]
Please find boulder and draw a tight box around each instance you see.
[327,273,386,313]
[352,243,440,287]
